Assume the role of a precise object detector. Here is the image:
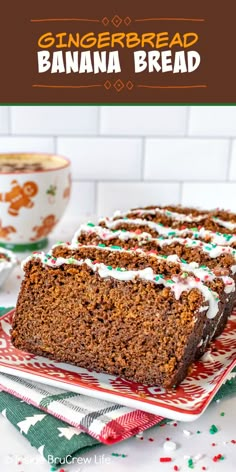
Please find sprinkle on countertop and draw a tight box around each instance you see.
[188,458,194,468]
[160,457,172,462]
[209,424,219,434]
[213,454,224,462]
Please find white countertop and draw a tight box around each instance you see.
[0,218,236,472]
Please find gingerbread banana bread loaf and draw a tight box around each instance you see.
[12,248,223,388]
[52,243,235,358]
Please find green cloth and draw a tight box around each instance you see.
[0,391,99,465]
[0,307,235,467]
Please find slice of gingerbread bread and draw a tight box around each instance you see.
[52,243,235,358]
[12,248,224,388]
[99,216,236,248]
[111,207,236,234]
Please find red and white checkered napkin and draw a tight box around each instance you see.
[0,372,163,444]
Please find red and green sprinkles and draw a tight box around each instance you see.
[213,454,225,462]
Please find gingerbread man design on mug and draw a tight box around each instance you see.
[0,180,38,216]
[30,214,58,241]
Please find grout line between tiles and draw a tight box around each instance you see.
[70,179,236,184]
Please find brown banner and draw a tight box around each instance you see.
[0,0,235,103]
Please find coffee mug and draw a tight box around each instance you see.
[0,153,71,251]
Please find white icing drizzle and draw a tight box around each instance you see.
[72,224,236,260]
[54,241,235,294]
[99,217,236,246]
[213,217,236,231]
[22,251,219,319]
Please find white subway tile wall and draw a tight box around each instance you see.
[0,106,235,218]
[97,183,180,216]
[100,106,188,136]
[144,139,229,181]
[57,137,142,180]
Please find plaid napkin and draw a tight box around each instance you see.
[0,372,162,444]
[0,307,236,467]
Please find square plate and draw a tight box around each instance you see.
[0,309,236,421]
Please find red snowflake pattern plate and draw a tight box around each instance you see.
[0,309,236,421]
